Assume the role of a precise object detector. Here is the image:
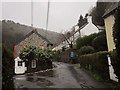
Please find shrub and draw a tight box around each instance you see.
[79,46,94,55]
[76,33,97,49]
[20,46,54,62]
[79,51,109,80]
[19,46,54,72]
[76,30,106,50]
[92,35,108,51]
[53,50,61,62]
[19,46,36,61]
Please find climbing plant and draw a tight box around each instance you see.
[19,46,54,71]
[19,46,36,62]
[113,8,120,82]
[19,46,54,62]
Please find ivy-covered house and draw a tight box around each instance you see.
[14,29,52,58]
[103,2,120,52]
[14,29,52,74]
[103,1,120,82]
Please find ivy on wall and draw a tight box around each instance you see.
[113,8,120,82]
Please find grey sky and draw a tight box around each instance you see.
[2,1,96,33]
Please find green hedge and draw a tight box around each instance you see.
[76,31,108,53]
[79,46,94,55]
[76,33,97,49]
[79,51,109,80]
[110,50,120,82]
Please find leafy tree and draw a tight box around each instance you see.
[76,33,97,49]
[79,46,95,55]
[77,14,88,28]
[76,31,107,51]
[19,46,36,62]
[2,45,15,89]
[90,2,113,26]
[77,15,84,28]
[113,8,120,83]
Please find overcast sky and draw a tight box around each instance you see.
[2,1,97,33]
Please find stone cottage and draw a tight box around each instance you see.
[14,29,52,58]
[14,29,52,74]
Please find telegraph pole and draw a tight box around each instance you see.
[46,0,50,39]
[31,0,33,27]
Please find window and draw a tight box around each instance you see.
[18,61,22,66]
[31,60,36,68]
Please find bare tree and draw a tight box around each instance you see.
[59,25,77,49]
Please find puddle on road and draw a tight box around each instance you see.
[26,73,34,76]
[36,78,54,87]
[36,70,57,77]
[26,77,54,87]
[26,70,57,77]
[26,77,35,82]
[25,64,58,87]
[20,63,59,87]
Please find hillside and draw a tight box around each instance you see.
[2,20,63,49]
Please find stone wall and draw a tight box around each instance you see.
[14,33,48,58]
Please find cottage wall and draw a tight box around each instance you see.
[104,15,116,51]
[14,33,48,58]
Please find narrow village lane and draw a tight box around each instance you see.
[13,62,111,89]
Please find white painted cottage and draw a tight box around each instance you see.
[80,16,100,37]
[53,16,100,51]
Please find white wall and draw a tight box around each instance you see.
[15,57,27,74]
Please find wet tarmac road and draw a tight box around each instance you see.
[13,62,111,89]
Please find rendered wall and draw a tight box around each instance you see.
[104,15,116,51]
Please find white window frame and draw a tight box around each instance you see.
[31,60,36,68]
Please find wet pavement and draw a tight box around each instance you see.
[13,62,111,89]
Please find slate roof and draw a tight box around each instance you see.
[74,23,88,34]
[15,29,52,46]
[103,1,120,18]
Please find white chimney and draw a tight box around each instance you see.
[87,16,93,24]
